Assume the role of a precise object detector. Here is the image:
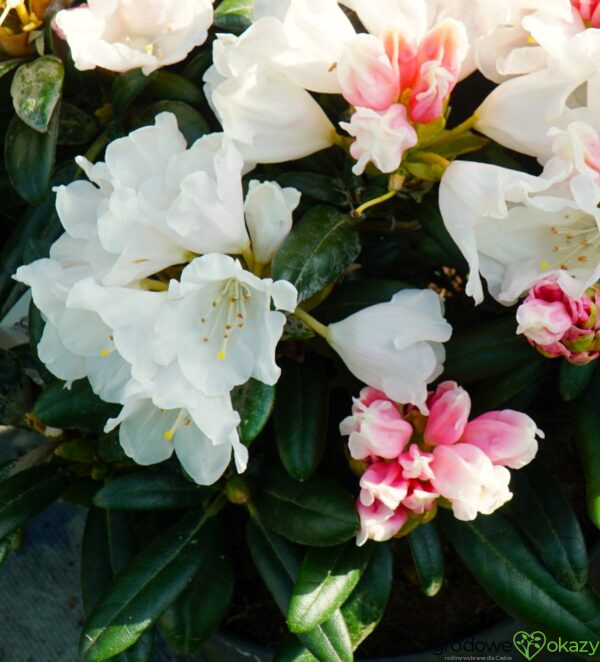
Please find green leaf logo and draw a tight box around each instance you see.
[513,631,547,660]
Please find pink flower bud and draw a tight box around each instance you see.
[461,410,542,469]
[409,19,468,124]
[424,381,471,446]
[359,461,409,510]
[516,277,600,364]
[430,444,512,521]
[402,480,438,514]
[398,443,435,481]
[382,31,419,93]
[340,386,413,460]
[337,34,400,111]
[356,499,408,546]
[572,0,600,26]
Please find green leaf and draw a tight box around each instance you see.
[508,462,587,590]
[11,56,64,132]
[146,71,203,107]
[231,378,276,445]
[58,102,99,145]
[254,466,358,547]
[0,464,71,540]
[274,361,328,481]
[559,360,597,402]
[112,69,154,117]
[408,522,444,597]
[246,520,353,662]
[159,522,234,653]
[0,349,32,425]
[80,505,222,661]
[93,472,208,510]
[315,279,410,324]
[5,110,59,204]
[81,508,154,662]
[341,542,393,649]
[32,378,119,431]
[574,373,600,529]
[0,530,18,567]
[272,206,361,302]
[444,317,534,384]
[274,636,318,662]
[412,198,467,270]
[275,172,350,206]
[213,0,253,32]
[440,511,600,642]
[0,58,25,79]
[136,100,208,146]
[288,542,373,633]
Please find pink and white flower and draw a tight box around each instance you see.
[356,500,408,546]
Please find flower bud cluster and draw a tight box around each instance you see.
[341,382,542,546]
[517,277,600,364]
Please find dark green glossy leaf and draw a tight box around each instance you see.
[32,378,119,431]
[0,530,18,567]
[231,378,275,445]
[80,506,221,661]
[275,172,350,206]
[5,110,59,204]
[272,206,361,302]
[274,636,318,662]
[146,71,203,106]
[444,317,534,384]
[58,102,99,145]
[288,542,373,633]
[341,542,393,649]
[0,464,71,540]
[93,472,208,510]
[274,361,328,482]
[254,466,358,546]
[440,511,600,642]
[213,0,253,32]
[11,56,64,132]
[96,430,128,463]
[0,349,32,425]
[559,360,597,402]
[136,100,208,146]
[412,198,467,270]
[315,279,410,324]
[246,520,352,662]
[408,522,444,597]
[159,523,233,653]
[574,373,600,529]
[509,462,587,590]
[112,69,154,117]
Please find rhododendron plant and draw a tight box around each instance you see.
[0,0,598,659]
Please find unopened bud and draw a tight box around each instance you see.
[225,476,252,504]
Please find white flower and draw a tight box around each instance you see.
[340,104,418,175]
[326,289,452,412]
[151,253,298,397]
[438,124,600,304]
[244,180,301,265]
[54,0,214,75]
[105,398,247,486]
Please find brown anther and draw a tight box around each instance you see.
[578,255,587,262]
[560,263,568,269]
[211,300,217,307]
[328,61,337,72]
[550,227,558,235]
[237,322,244,328]
[566,234,574,241]
[203,336,209,342]
[225,324,232,330]
[224,333,229,339]
[243,293,251,300]
[230,296,238,303]
[200,317,206,323]
[184,418,192,426]
[236,313,244,319]
[552,246,559,253]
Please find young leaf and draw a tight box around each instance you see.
[5,110,59,204]
[0,464,71,540]
[508,462,588,590]
[213,0,253,32]
[408,521,444,597]
[253,466,359,547]
[288,541,373,633]
[159,522,234,653]
[231,378,276,445]
[274,361,328,481]
[80,505,223,661]
[440,511,600,642]
[11,56,64,132]
[246,520,353,662]
[272,206,361,302]
[341,542,393,649]
[93,472,208,511]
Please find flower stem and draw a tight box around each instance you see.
[353,190,396,217]
[139,278,168,291]
[294,307,330,340]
